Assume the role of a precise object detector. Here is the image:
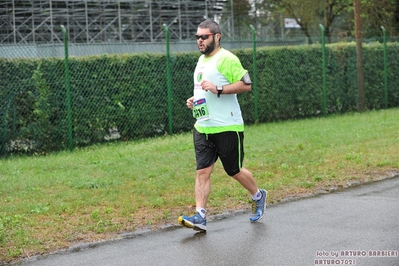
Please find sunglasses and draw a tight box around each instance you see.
[195,34,215,40]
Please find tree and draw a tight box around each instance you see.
[395,0,399,35]
[261,0,398,41]
[319,0,352,42]
[220,0,252,38]
[394,0,399,35]
[266,0,353,43]
[265,0,319,43]
[358,0,397,37]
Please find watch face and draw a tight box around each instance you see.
[217,86,223,91]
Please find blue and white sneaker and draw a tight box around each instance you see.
[178,212,207,232]
[250,189,267,222]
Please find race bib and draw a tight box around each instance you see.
[192,98,210,121]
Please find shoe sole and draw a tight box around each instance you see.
[178,216,206,232]
[250,190,267,223]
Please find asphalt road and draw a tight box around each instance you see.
[18,176,399,266]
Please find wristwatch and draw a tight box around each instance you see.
[217,85,223,98]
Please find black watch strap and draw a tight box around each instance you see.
[217,86,223,98]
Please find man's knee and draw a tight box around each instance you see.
[226,168,240,177]
[196,165,213,178]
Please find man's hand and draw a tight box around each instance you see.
[201,80,217,94]
[186,96,194,109]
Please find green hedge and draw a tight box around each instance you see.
[1,42,399,156]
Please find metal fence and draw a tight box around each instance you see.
[1,25,398,157]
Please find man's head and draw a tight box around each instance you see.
[196,19,221,56]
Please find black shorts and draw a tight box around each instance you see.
[193,128,244,176]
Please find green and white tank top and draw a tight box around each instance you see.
[193,48,247,134]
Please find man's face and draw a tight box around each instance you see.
[196,28,217,56]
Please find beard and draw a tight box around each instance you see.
[200,37,216,55]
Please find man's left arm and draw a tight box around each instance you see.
[217,71,252,95]
[200,75,251,96]
[201,54,253,96]
[218,78,251,95]
[219,54,253,95]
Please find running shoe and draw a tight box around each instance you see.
[250,189,267,222]
[178,212,207,232]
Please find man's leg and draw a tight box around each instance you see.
[232,166,258,195]
[178,165,213,232]
[195,164,214,209]
[178,128,215,232]
[233,169,267,223]
[249,187,267,222]
[219,132,266,223]
[233,167,267,222]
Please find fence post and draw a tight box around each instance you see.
[163,24,173,135]
[60,25,73,151]
[249,25,259,123]
[381,26,388,109]
[0,98,12,157]
[319,24,327,116]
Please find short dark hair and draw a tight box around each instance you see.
[198,19,221,34]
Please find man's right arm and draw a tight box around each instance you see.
[186,96,194,109]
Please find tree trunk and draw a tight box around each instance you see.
[354,0,365,112]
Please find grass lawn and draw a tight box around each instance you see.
[0,108,398,263]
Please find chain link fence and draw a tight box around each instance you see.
[1,26,399,157]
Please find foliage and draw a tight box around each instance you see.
[263,0,398,41]
[1,41,399,156]
[357,0,398,37]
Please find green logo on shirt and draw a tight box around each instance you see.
[197,72,203,82]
